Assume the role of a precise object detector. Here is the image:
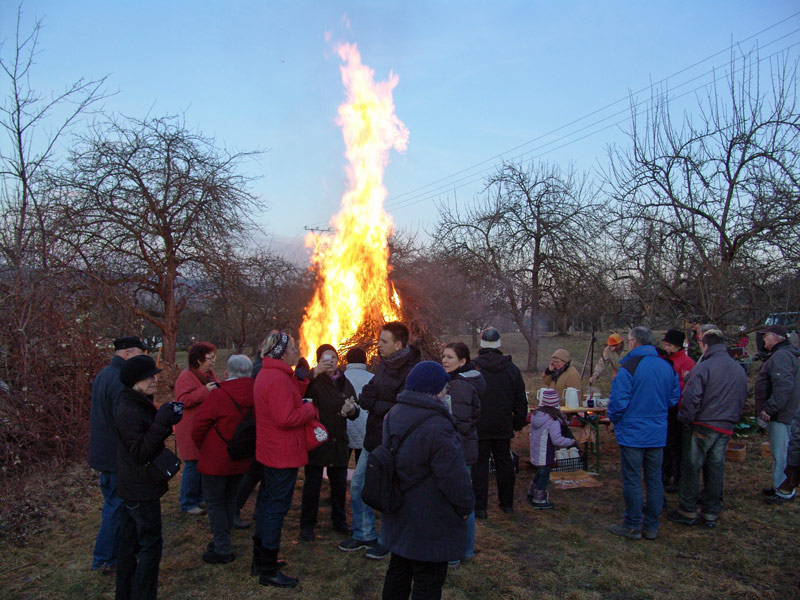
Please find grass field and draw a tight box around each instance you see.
[2,333,797,599]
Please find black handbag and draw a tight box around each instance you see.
[148,447,182,482]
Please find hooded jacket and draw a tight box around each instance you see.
[380,390,475,562]
[360,345,421,452]
[608,345,681,447]
[448,366,484,465]
[528,409,576,466]
[472,348,528,440]
[678,343,747,434]
[344,363,373,449]
[115,386,174,501]
[755,340,800,425]
[191,377,255,476]
[89,355,126,472]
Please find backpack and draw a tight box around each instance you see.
[213,387,256,460]
[362,411,430,514]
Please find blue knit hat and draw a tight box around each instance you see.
[405,361,450,395]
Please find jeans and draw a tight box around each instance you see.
[473,439,515,511]
[619,445,664,531]
[256,466,298,550]
[382,553,448,600]
[528,465,552,493]
[769,421,791,490]
[179,459,203,511]
[678,425,729,519]
[350,449,378,541]
[235,459,262,512]
[92,471,122,568]
[202,473,243,555]
[116,499,162,600]
[300,465,348,532]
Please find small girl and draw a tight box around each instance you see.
[528,388,578,509]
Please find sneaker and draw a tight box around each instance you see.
[184,506,207,516]
[448,560,461,568]
[202,550,236,564]
[643,529,658,540]
[365,543,390,560]
[609,523,642,540]
[764,492,796,505]
[338,537,377,552]
[667,509,698,526]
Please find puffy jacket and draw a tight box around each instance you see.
[380,390,475,562]
[173,368,219,461]
[472,349,528,440]
[528,410,576,466]
[89,355,126,472]
[608,345,681,447]
[755,340,800,425]
[360,346,421,452]
[305,370,359,468]
[115,386,174,501]
[191,377,254,476]
[344,364,373,450]
[678,343,747,433]
[253,357,316,469]
[449,366,484,465]
[668,348,695,392]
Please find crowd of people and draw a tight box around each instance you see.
[87,321,800,599]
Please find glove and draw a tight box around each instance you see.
[155,402,182,426]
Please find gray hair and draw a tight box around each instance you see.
[227,354,253,379]
[700,323,719,335]
[629,326,655,347]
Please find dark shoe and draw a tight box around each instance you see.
[232,513,250,529]
[184,506,206,516]
[764,492,796,505]
[259,570,299,588]
[251,539,285,576]
[338,537,377,552]
[475,509,488,519]
[365,543,390,560]
[447,560,461,568]
[762,487,776,496]
[299,529,315,542]
[500,506,514,514]
[701,519,718,529]
[609,523,642,540]
[332,524,353,536]
[202,550,236,564]
[91,562,117,575]
[667,509,698,526]
[643,529,658,540]
[530,489,554,509]
[664,483,679,493]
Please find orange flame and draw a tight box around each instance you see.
[299,42,409,363]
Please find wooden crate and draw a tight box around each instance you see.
[726,441,747,463]
[761,442,771,458]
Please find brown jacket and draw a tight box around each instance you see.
[542,365,582,400]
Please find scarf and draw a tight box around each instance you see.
[381,345,412,370]
[545,361,570,383]
[190,367,216,385]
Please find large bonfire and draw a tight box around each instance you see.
[299,43,409,363]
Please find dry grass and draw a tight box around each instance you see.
[2,333,797,599]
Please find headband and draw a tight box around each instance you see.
[266,332,290,359]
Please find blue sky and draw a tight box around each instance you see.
[2,1,799,260]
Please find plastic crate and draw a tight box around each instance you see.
[489,451,520,474]
[552,454,588,473]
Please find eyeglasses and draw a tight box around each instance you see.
[627,338,635,343]
[205,354,216,362]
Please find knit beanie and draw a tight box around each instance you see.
[539,388,560,407]
[551,349,571,363]
[315,344,338,363]
[662,329,685,347]
[405,361,450,395]
[120,355,162,387]
[480,328,501,348]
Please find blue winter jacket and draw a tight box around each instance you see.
[608,345,680,447]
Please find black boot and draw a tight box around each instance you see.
[251,538,286,576]
[259,548,299,588]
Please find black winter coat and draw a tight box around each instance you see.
[473,349,528,440]
[755,340,800,424]
[306,370,359,467]
[449,366,484,465]
[360,346,421,451]
[380,390,475,562]
[88,355,126,471]
[115,386,175,501]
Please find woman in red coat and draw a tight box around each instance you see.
[192,354,254,564]
[252,331,316,589]
[174,342,219,515]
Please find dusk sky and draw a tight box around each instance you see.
[2,1,799,261]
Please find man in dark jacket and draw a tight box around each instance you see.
[88,336,145,573]
[380,361,474,599]
[339,321,420,559]
[115,355,182,600]
[755,324,800,501]
[667,328,747,527]
[471,328,528,518]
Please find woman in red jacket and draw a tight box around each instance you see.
[192,354,254,564]
[174,342,219,515]
[252,331,316,589]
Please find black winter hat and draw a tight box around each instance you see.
[480,328,501,348]
[662,329,686,348]
[114,336,147,351]
[345,347,367,364]
[120,355,162,387]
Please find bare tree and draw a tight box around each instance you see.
[434,161,600,370]
[606,50,800,327]
[59,115,260,364]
